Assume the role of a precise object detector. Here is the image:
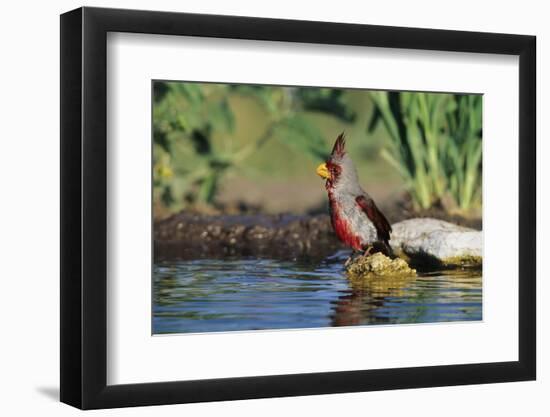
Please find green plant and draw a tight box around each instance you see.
[368,91,482,212]
[153,83,355,212]
[153,82,236,210]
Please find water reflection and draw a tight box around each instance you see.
[331,271,481,326]
[153,254,482,334]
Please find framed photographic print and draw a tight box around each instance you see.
[60,6,536,409]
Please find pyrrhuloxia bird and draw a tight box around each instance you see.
[316,133,393,257]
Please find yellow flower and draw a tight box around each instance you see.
[157,164,173,179]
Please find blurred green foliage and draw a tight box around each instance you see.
[153,81,482,216]
[369,91,482,212]
[153,82,355,211]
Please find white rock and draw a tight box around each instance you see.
[390,218,482,266]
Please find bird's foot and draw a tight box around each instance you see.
[345,247,374,266]
[345,251,363,267]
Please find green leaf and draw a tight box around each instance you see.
[231,85,280,114]
[296,88,356,122]
[273,115,329,161]
[197,172,219,203]
[367,106,382,133]
[207,99,235,133]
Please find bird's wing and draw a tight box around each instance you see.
[355,195,392,243]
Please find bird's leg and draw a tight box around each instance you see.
[363,245,373,257]
[344,250,362,267]
[345,246,375,267]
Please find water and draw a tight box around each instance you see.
[153,252,482,334]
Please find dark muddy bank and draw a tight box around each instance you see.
[154,213,341,260]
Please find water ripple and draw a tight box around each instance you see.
[153,257,482,334]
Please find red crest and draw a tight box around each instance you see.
[330,132,346,158]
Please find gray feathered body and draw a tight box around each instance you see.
[323,134,392,254]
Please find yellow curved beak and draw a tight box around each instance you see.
[316,163,331,180]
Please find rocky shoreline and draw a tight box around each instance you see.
[155,213,482,268]
[154,213,340,260]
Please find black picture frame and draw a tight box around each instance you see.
[60,6,536,410]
